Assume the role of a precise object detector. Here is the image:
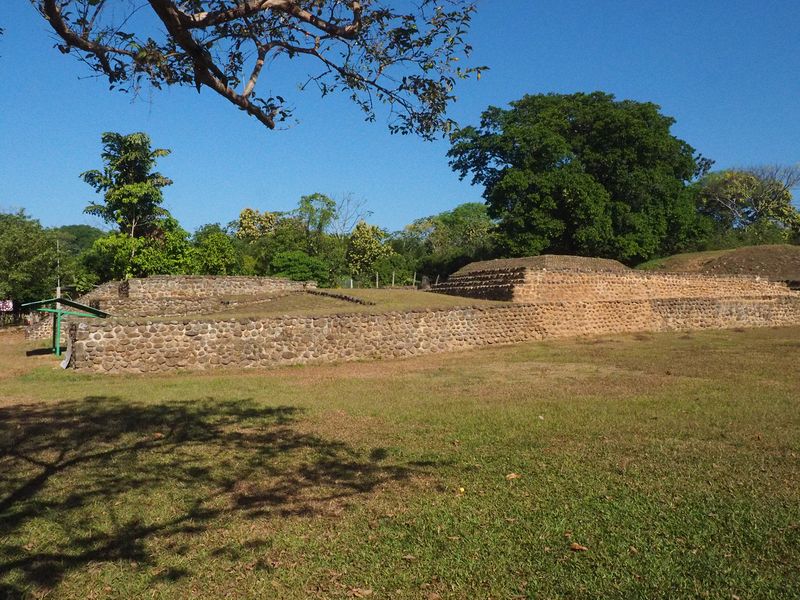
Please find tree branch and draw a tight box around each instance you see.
[147,0,276,128]
[34,0,482,138]
[41,0,134,77]
[184,0,362,39]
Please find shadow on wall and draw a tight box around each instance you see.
[0,396,418,597]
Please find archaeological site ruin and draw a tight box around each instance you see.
[25,256,800,373]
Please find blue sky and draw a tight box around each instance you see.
[1,0,798,234]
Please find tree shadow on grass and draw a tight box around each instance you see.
[0,396,419,597]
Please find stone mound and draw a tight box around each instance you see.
[454,255,629,276]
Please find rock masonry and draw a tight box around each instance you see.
[25,275,314,340]
[67,295,800,373]
[42,259,800,373]
[430,267,793,302]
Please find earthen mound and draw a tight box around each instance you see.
[699,245,800,282]
[454,254,629,276]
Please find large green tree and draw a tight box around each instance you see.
[395,202,496,277]
[189,224,242,276]
[296,193,337,256]
[346,220,393,278]
[235,208,277,241]
[0,211,55,304]
[82,132,173,239]
[83,217,192,280]
[448,92,712,263]
[696,166,800,236]
[270,250,330,284]
[50,224,105,255]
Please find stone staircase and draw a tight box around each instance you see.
[431,268,528,301]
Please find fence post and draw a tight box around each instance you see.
[392,271,395,287]
[413,272,417,287]
[375,272,379,288]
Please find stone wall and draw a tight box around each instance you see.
[24,314,60,341]
[88,275,312,314]
[123,275,313,301]
[26,275,314,338]
[66,295,800,373]
[79,280,124,304]
[95,292,297,318]
[514,270,792,302]
[432,268,793,303]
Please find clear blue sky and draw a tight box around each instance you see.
[1,0,798,234]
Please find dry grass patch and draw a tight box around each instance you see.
[156,288,507,323]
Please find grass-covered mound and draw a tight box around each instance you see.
[454,254,629,276]
[638,244,800,282]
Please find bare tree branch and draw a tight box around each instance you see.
[32,0,484,138]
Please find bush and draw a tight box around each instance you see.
[270,251,330,285]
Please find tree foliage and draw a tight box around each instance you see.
[270,250,330,284]
[373,252,415,286]
[448,92,711,263]
[296,193,337,255]
[397,201,495,277]
[49,224,106,295]
[190,224,242,275]
[0,211,55,304]
[346,220,392,276]
[83,218,192,280]
[50,224,106,255]
[697,166,800,235]
[235,208,277,241]
[82,132,173,238]
[34,0,484,138]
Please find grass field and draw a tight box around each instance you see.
[1,326,799,598]
[155,289,504,322]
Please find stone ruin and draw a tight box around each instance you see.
[430,255,793,302]
[81,275,316,317]
[22,255,800,373]
[26,275,315,340]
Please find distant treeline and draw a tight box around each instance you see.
[3,93,799,306]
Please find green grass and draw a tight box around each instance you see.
[1,327,799,598]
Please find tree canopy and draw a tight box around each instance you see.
[0,211,55,304]
[34,0,484,138]
[448,92,712,263]
[396,201,495,276]
[346,220,392,276]
[82,132,173,239]
[697,166,800,234]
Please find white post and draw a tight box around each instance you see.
[375,272,379,288]
[392,271,395,287]
[413,271,417,287]
[55,239,61,317]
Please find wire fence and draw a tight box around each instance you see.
[333,271,437,289]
